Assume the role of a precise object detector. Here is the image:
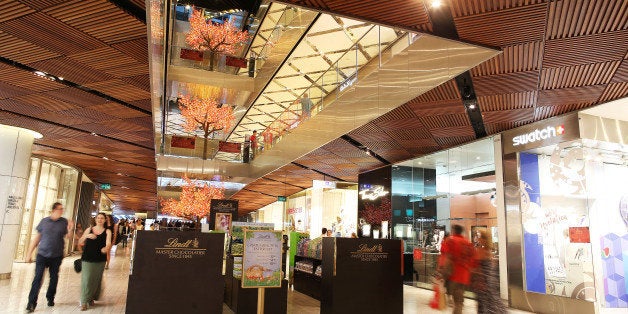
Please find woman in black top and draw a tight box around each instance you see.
[78,213,111,311]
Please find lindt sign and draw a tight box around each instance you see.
[512,125,565,146]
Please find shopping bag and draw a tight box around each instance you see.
[429,276,446,310]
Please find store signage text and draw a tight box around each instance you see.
[350,243,389,262]
[359,185,389,200]
[155,237,206,259]
[339,74,357,92]
[512,125,565,147]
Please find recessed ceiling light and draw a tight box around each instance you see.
[58,77,64,81]
[117,173,123,176]
[431,0,443,8]
[34,71,46,76]
[91,132,98,136]
[468,104,476,110]
[185,5,191,9]
[102,156,109,160]
[476,156,481,160]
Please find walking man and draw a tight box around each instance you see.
[26,202,73,312]
[440,225,474,314]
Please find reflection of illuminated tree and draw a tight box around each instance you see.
[178,95,234,159]
[186,9,249,70]
[361,197,392,226]
[149,0,164,41]
[160,175,224,220]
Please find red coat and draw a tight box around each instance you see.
[441,234,474,285]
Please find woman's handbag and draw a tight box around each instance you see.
[74,258,82,273]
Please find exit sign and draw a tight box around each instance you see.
[100,183,111,190]
[277,196,287,202]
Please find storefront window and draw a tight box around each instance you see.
[14,158,81,261]
[392,137,498,286]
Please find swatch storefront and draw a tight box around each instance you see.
[502,99,628,313]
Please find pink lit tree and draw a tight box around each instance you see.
[160,175,225,220]
[178,94,234,160]
[186,9,249,70]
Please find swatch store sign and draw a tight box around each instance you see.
[503,113,579,154]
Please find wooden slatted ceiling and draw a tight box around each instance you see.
[230,0,628,214]
[0,0,155,212]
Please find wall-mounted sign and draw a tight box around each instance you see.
[171,136,196,149]
[359,185,389,200]
[313,180,337,189]
[242,230,283,288]
[99,183,111,190]
[502,113,579,155]
[512,125,565,147]
[277,196,287,202]
[226,56,248,68]
[179,48,204,61]
[339,73,357,92]
[218,141,241,153]
[209,199,238,233]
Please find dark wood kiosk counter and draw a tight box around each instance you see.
[126,231,225,314]
[321,237,403,314]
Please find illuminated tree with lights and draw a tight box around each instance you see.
[186,9,249,71]
[178,94,234,159]
[160,175,225,220]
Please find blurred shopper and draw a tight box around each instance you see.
[78,213,111,311]
[104,215,117,269]
[250,130,258,159]
[440,225,474,314]
[473,231,506,314]
[26,202,73,313]
[294,93,313,119]
[74,223,84,253]
[119,220,129,248]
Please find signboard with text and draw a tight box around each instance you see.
[242,230,283,288]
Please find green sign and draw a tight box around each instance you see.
[277,196,287,202]
[242,230,283,288]
[100,183,111,190]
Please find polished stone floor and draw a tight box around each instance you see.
[0,245,528,313]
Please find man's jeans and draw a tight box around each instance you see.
[28,254,63,306]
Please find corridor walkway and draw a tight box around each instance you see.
[0,245,529,313]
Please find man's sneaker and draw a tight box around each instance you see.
[47,300,54,307]
[26,303,35,313]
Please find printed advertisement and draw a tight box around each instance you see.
[520,146,595,301]
[242,230,283,288]
[230,222,274,256]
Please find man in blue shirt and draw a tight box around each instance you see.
[26,202,73,312]
[294,93,314,119]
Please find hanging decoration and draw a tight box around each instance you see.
[178,94,235,159]
[185,9,249,70]
[160,175,225,220]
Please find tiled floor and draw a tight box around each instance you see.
[1,246,529,313]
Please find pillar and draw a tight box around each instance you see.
[0,124,40,279]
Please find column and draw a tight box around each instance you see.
[0,124,40,279]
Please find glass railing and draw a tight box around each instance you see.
[248,26,407,158]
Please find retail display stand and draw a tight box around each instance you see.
[125,231,225,314]
[321,237,403,314]
[240,230,286,314]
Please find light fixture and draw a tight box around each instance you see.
[34,71,46,77]
[117,173,123,176]
[468,103,476,110]
[185,4,191,9]
[91,132,98,136]
[476,156,481,160]
[58,77,63,81]
[102,156,109,160]
[431,0,443,8]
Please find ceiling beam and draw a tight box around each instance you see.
[108,0,147,24]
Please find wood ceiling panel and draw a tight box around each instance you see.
[0,81,31,99]
[321,0,431,31]
[477,91,537,111]
[28,57,114,84]
[534,103,595,120]
[611,60,628,83]
[546,0,628,40]
[20,0,68,10]
[90,102,147,118]
[13,93,81,111]
[0,0,35,23]
[112,38,149,64]
[45,0,146,44]
[44,88,108,107]
[429,125,475,138]
[537,85,606,104]
[598,82,628,103]
[481,108,534,124]
[0,12,107,55]
[540,61,620,90]
[410,79,460,103]
[454,3,547,46]
[84,79,151,101]
[0,31,61,64]
[471,41,543,77]
[543,30,628,68]
[434,135,476,148]
[408,100,466,116]
[0,67,66,92]
[419,113,471,129]
[473,70,539,95]
[449,0,547,18]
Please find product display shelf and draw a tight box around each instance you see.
[293,255,322,300]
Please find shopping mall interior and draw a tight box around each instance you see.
[0,0,627,313]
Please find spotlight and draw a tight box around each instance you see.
[468,104,476,110]
[34,71,46,77]
[431,0,443,8]
[185,4,191,10]
[102,156,109,160]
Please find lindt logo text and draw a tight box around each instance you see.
[164,238,199,248]
[512,125,565,146]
